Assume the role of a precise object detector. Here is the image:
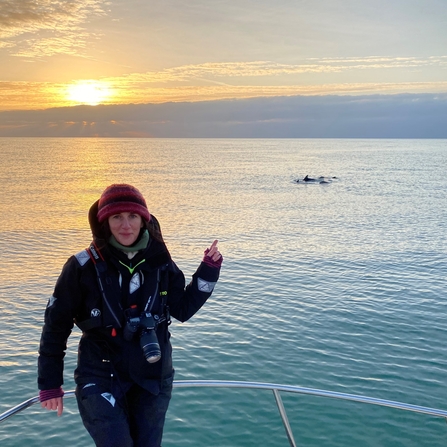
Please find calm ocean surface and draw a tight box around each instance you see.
[0,138,446,446]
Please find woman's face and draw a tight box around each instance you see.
[108,212,143,246]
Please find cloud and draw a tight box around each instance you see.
[111,56,447,84]
[1,93,446,138]
[2,53,447,110]
[0,0,107,57]
[2,75,447,112]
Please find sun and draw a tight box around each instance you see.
[66,80,113,105]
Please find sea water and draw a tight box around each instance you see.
[0,138,446,447]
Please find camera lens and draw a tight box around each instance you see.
[140,330,161,363]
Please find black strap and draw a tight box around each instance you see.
[88,242,123,329]
[159,265,171,325]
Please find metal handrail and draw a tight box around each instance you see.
[2,380,447,447]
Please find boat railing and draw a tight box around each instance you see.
[1,380,447,447]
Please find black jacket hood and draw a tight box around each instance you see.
[88,200,170,266]
[88,200,103,239]
[88,200,163,240]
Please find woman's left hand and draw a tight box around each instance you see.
[203,240,223,267]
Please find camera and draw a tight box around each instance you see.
[123,307,161,363]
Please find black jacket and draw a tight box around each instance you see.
[38,212,220,396]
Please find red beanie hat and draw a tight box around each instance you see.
[97,184,151,223]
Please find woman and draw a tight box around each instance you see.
[38,184,222,447]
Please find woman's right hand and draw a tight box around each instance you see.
[41,397,64,417]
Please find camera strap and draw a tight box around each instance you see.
[159,265,171,326]
[137,264,170,326]
[86,241,123,329]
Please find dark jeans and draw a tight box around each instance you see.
[75,378,173,447]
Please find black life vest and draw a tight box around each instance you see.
[75,241,170,333]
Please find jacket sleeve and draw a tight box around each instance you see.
[37,256,81,390]
[167,261,220,323]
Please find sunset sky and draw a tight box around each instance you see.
[1,0,446,137]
